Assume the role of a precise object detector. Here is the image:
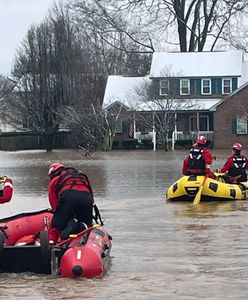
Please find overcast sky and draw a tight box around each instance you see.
[0,0,55,76]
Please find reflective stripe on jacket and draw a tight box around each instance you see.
[228,155,247,177]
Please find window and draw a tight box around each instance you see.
[190,115,209,131]
[115,117,123,133]
[237,116,247,134]
[180,79,190,95]
[222,78,232,94]
[159,79,169,95]
[201,79,211,95]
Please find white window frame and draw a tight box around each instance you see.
[180,79,190,95]
[222,78,232,94]
[201,79,211,95]
[190,115,209,131]
[236,116,247,134]
[159,79,169,96]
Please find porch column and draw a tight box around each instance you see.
[196,112,200,136]
[152,112,156,151]
[172,113,177,151]
[133,113,136,139]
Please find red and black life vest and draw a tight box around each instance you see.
[186,147,205,175]
[55,168,104,225]
[55,168,92,198]
[228,155,247,178]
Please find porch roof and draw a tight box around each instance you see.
[133,98,222,112]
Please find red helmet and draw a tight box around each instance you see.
[196,136,207,145]
[232,143,242,151]
[48,162,64,176]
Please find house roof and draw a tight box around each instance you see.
[103,75,150,109]
[103,75,222,112]
[150,50,245,78]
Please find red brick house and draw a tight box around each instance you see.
[214,82,248,149]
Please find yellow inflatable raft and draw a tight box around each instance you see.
[166,175,248,202]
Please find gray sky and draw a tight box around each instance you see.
[0,0,55,76]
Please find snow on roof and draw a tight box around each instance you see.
[178,98,222,111]
[241,60,248,85]
[103,75,222,112]
[134,98,222,112]
[103,75,150,108]
[150,50,244,78]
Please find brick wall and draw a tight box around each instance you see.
[214,84,248,149]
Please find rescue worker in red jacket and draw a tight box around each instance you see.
[47,163,102,243]
[0,176,13,204]
[220,143,248,183]
[182,136,216,179]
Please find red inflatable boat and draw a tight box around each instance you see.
[0,209,112,278]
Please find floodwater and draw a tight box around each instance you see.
[1,149,248,300]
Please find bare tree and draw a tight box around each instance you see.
[69,0,248,53]
[0,76,17,129]
[6,3,106,151]
[58,102,131,153]
[0,75,14,104]
[8,20,70,150]
[131,75,197,150]
[68,0,152,75]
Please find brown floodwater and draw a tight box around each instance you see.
[0,148,248,299]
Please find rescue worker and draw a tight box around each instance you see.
[47,163,103,243]
[0,176,13,204]
[220,143,248,183]
[182,135,216,179]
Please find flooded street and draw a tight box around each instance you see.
[1,149,248,299]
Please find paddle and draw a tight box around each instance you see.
[240,182,248,189]
[193,175,208,205]
[0,176,6,183]
[56,224,100,247]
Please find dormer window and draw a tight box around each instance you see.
[222,78,232,94]
[180,79,190,95]
[159,79,169,96]
[202,79,211,95]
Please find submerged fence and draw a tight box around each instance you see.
[0,131,70,151]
